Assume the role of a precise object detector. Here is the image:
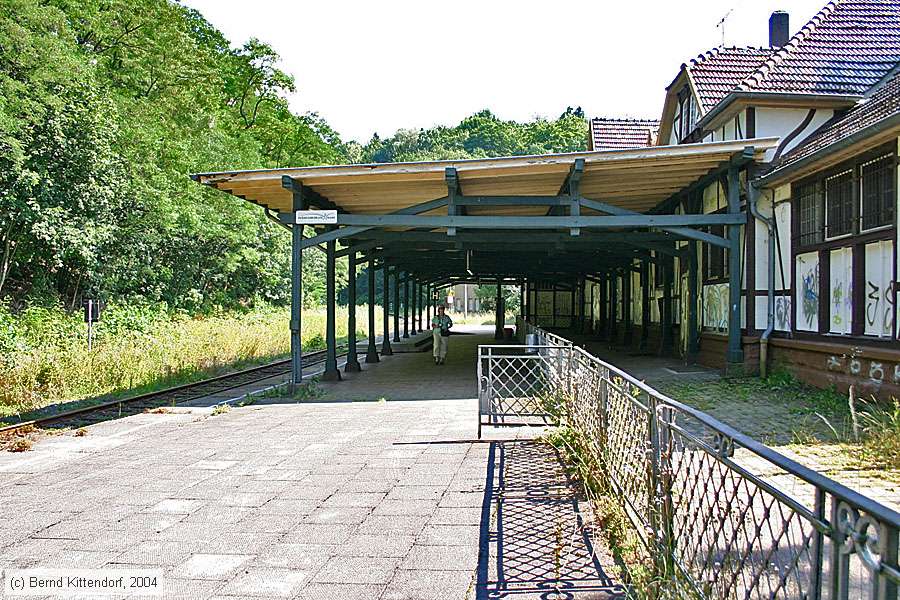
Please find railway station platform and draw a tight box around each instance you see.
[0,325,626,600]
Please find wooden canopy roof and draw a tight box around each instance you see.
[193,137,779,218]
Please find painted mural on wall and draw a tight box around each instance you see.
[829,247,853,335]
[795,252,819,332]
[702,283,728,331]
[864,240,895,338]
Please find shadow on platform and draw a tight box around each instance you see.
[476,439,627,599]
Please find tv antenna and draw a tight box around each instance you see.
[717,7,735,46]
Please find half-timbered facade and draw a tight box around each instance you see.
[585,0,900,396]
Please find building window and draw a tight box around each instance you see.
[674,86,695,142]
[797,181,823,246]
[825,170,854,238]
[704,224,728,281]
[860,155,895,231]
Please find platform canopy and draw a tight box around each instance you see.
[193,136,779,383]
[195,137,777,215]
[193,137,778,285]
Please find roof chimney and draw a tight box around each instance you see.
[769,11,789,47]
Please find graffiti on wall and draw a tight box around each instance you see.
[703,284,728,331]
[864,240,895,338]
[826,351,900,387]
[775,296,792,331]
[829,247,853,334]
[796,252,819,331]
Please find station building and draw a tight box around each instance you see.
[580,2,900,397]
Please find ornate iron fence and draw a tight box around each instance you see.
[479,322,900,599]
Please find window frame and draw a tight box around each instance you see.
[789,143,897,343]
[824,169,854,240]
[793,145,897,249]
[859,154,895,232]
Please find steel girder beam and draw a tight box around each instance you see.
[298,213,744,230]
[346,230,677,244]
[650,146,755,214]
[579,198,730,249]
[293,196,450,249]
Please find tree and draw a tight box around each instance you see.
[475,285,521,314]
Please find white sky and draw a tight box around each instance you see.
[181,0,826,144]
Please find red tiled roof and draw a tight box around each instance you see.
[739,0,900,97]
[588,118,659,150]
[766,66,900,175]
[686,47,775,112]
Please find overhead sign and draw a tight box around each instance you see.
[295,210,338,225]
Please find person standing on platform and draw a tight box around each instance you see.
[431,304,453,365]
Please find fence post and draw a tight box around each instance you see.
[599,366,609,438]
[658,404,676,585]
[477,346,484,439]
[647,392,666,593]
[809,488,826,600]
[829,499,851,600]
[878,522,899,600]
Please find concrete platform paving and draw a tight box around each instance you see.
[0,327,624,599]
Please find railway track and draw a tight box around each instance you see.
[0,347,342,446]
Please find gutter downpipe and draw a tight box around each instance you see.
[748,180,775,378]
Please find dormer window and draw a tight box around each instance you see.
[672,86,697,142]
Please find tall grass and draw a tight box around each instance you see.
[0,303,384,418]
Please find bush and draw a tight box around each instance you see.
[0,302,385,418]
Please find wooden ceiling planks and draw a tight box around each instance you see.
[193,137,779,217]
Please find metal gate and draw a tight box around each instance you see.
[477,344,571,438]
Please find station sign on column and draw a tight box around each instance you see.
[295,210,338,225]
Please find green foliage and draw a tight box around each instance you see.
[856,398,900,470]
[360,108,587,163]
[474,284,521,313]
[0,0,349,311]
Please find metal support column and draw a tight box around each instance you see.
[418,282,424,332]
[598,276,608,339]
[392,269,401,343]
[623,268,633,346]
[688,241,699,356]
[322,238,342,381]
[727,164,745,366]
[382,264,393,355]
[409,280,416,335]
[365,252,379,363]
[426,284,432,329]
[639,261,651,353]
[609,274,618,343]
[411,280,418,335]
[661,254,674,355]
[344,251,362,373]
[519,281,525,321]
[588,281,595,334]
[569,282,576,331]
[552,284,557,329]
[494,283,503,340]
[579,278,588,333]
[288,185,306,390]
[403,277,409,338]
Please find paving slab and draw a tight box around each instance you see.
[0,327,622,599]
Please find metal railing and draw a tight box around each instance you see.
[482,321,900,600]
